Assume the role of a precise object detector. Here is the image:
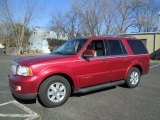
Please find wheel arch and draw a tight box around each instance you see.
[125,64,143,80]
[132,65,143,74]
[37,73,75,95]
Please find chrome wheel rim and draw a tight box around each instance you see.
[130,71,139,85]
[47,82,66,103]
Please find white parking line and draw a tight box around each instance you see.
[0,100,39,120]
[150,64,160,69]
[0,101,14,107]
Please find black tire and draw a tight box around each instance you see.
[38,75,71,107]
[126,67,141,88]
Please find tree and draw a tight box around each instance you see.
[101,0,117,35]
[72,0,103,36]
[132,0,160,32]
[50,10,67,39]
[65,10,81,39]
[49,0,160,37]
[0,0,40,53]
[0,23,14,47]
[50,9,81,39]
[113,0,135,33]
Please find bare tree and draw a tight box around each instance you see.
[0,0,40,53]
[50,8,82,39]
[65,10,81,39]
[101,0,117,35]
[0,23,14,47]
[72,0,103,36]
[113,0,136,33]
[50,0,160,38]
[50,10,67,39]
[132,0,160,32]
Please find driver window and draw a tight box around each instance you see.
[86,40,105,57]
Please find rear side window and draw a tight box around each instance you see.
[127,40,147,54]
[107,40,127,56]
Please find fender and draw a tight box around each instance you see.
[34,66,80,93]
[124,62,143,80]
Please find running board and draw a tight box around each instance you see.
[74,80,125,94]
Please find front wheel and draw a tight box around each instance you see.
[39,75,71,107]
[126,67,141,88]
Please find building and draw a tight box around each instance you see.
[0,43,4,48]
[121,32,160,54]
[0,43,5,54]
[28,27,68,53]
[121,13,160,54]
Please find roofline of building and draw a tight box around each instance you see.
[121,32,160,35]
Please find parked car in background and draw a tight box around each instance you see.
[8,37,150,107]
[150,48,160,60]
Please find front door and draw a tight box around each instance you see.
[77,40,109,87]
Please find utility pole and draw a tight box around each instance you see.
[158,12,160,32]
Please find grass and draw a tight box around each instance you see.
[150,60,160,64]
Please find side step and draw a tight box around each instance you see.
[74,80,125,94]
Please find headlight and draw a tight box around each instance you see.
[17,65,33,76]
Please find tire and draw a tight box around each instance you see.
[125,67,141,88]
[39,75,71,107]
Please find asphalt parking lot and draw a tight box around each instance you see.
[0,55,160,120]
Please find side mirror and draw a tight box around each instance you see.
[82,50,94,58]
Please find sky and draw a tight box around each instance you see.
[33,0,71,28]
[13,0,71,28]
[12,0,160,31]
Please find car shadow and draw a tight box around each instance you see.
[12,93,36,104]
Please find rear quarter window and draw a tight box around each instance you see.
[127,40,148,54]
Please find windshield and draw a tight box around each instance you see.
[53,38,87,55]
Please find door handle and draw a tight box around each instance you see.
[126,57,129,60]
[101,60,106,63]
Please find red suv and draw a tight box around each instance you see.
[9,37,150,107]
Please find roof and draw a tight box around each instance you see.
[85,36,139,40]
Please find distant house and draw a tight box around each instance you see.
[0,43,4,48]
[28,27,68,53]
[0,43,5,54]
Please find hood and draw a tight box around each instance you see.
[15,54,70,66]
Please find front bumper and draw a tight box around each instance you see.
[12,91,37,100]
[8,73,39,100]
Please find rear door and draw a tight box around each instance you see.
[104,39,130,81]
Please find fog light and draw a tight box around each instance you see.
[15,86,21,91]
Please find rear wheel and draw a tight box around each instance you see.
[39,75,71,107]
[126,67,141,88]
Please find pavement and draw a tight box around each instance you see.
[0,55,160,120]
